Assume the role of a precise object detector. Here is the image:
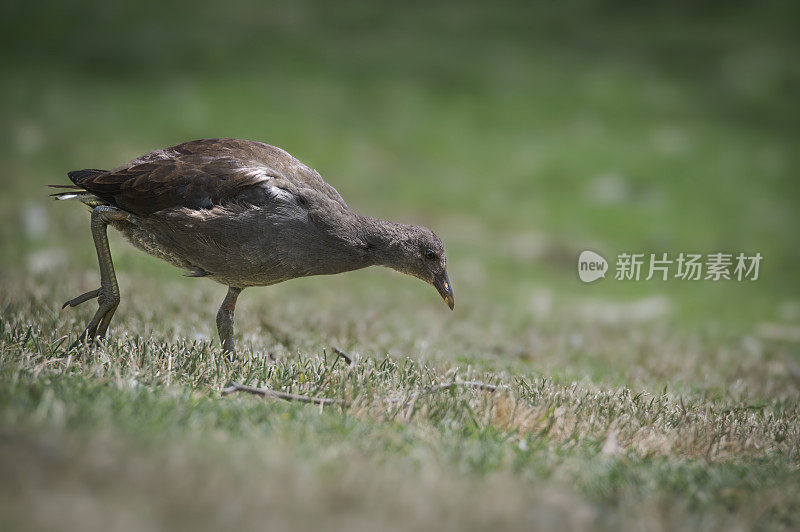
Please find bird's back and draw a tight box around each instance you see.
[65,138,348,216]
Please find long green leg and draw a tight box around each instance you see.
[65,206,130,350]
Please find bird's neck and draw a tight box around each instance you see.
[352,214,415,272]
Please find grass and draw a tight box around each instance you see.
[2,1,800,530]
[2,265,799,529]
[2,325,800,530]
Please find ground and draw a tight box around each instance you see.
[1,2,799,530]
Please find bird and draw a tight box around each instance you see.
[52,138,454,352]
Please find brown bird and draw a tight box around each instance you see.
[53,138,454,352]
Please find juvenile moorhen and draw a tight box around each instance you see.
[53,138,454,352]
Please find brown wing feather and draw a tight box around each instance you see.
[67,138,347,216]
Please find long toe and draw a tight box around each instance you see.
[67,294,120,351]
[96,300,120,338]
[69,314,102,350]
[63,288,101,309]
[68,313,105,351]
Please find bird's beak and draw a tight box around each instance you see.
[435,270,455,311]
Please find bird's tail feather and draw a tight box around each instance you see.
[67,168,107,185]
[50,168,109,206]
[48,186,107,207]
[50,191,94,201]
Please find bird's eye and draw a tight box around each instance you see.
[425,249,436,260]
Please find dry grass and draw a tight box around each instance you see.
[2,274,800,530]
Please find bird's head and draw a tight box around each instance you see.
[377,224,454,310]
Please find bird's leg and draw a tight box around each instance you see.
[216,286,242,353]
[65,206,130,350]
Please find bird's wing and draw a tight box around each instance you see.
[68,138,348,216]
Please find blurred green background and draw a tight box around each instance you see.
[1,0,799,332]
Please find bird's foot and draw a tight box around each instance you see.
[63,287,120,351]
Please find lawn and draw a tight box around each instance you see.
[1,1,799,530]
